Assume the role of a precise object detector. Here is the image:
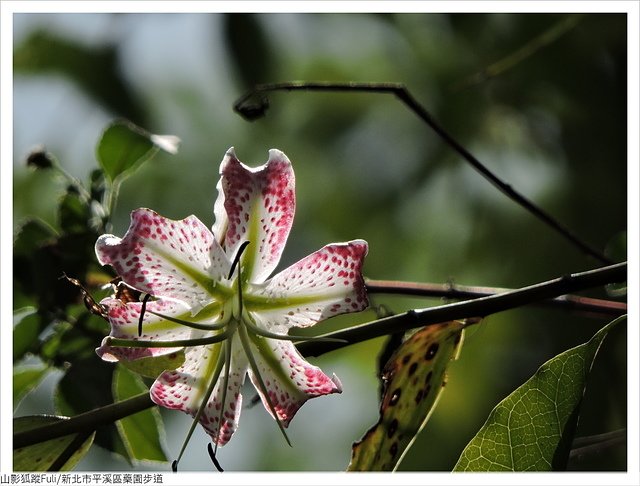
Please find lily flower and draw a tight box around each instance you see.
[95,148,369,448]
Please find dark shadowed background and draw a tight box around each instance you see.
[13,12,627,471]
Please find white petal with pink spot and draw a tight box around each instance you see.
[247,338,342,427]
[221,149,295,283]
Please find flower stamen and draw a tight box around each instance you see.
[238,321,292,447]
[106,332,231,348]
[242,313,348,344]
[228,240,251,280]
[173,340,228,471]
[145,309,227,331]
[236,254,291,446]
[138,293,152,337]
[207,443,224,472]
[212,333,234,456]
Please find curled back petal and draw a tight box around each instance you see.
[96,298,195,362]
[211,148,231,245]
[95,208,231,313]
[247,335,342,427]
[245,240,369,330]
[221,149,295,284]
[150,340,247,446]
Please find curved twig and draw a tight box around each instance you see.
[234,81,612,265]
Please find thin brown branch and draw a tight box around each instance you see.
[366,279,627,317]
[298,262,626,357]
[234,81,612,265]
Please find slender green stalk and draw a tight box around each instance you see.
[213,335,234,456]
[235,253,291,446]
[238,323,291,447]
[453,14,584,90]
[146,309,227,331]
[174,343,227,469]
[242,313,347,343]
[106,333,230,348]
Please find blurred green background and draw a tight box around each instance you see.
[13,13,627,471]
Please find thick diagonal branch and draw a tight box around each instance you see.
[366,279,626,316]
[299,262,626,357]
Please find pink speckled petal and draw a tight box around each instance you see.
[96,208,230,312]
[220,149,295,283]
[248,240,369,330]
[247,337,342,427]
[96,298,194,362]
[150,341,247,446]
[211,149,231,245]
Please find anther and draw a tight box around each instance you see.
[207,443,224,472]
[138,293,152,337]
[228,241,251,279]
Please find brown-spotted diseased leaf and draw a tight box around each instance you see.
[348,320,467,471]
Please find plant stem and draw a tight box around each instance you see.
[13,392,153,449]
[14,262,625,449]
[234,81,612,265]
[298,261,626,357]
[453,14,584,90]
[366,279,627,316]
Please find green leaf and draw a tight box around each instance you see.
[13,416,95,471]
[348,320,466,471]
[97,121,157,181]
[113,366,168,463]
[13,308,41,362]
[454,315,626,472]
[97,120,179,182]
[120,350,185,379]
[14,363,51,409]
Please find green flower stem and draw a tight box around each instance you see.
[106,333,230,348]
[13,392,153,449]
[13,262,625,450]
[299,261,627,357]
[102,176,123,230]
[238,322,291,447]
[242,314,347,343]
[365,279,627,317]
[49,156,93,204]
[146,309,227,331]
[174,342,227,469]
